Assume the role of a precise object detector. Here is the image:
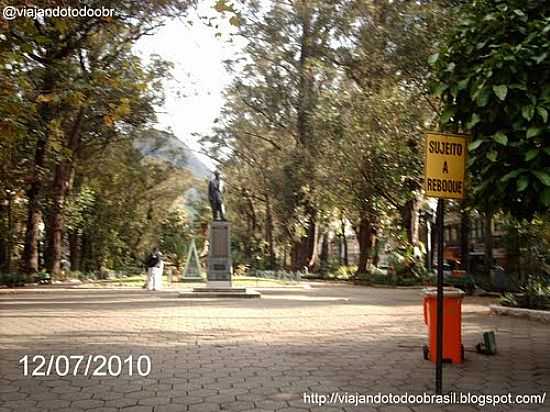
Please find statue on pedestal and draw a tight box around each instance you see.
[208,170,226,221]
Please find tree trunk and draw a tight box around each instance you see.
[68,231,81,272]
[0,202,6,271]
[265,195,276,269]
[373,238,381,267]
[425,218,433,272]
[340,215,348,266]
[319,230,329,277]
[45,108,83,276]
[460,206,470,272]
[20,136,47,274]
[402,197,419,245]
[296,1,312,148]
[291,222,316,272]
[21,70,57,274]
[0,238,5,272]
[357,216,377,274]
[45,163,69,275]
[1,195,14,273]
[308,221,320,270]
[484,210,494,275]
[337,235,343,266]
[245,190,257,233]
[80,232,92,273]
[289,2,318,273]
[291,205,317,272]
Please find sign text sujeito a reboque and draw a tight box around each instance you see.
[424,132,467,199]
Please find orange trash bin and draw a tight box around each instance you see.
[422,287,465,364]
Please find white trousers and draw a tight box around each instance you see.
[147,265,163,290]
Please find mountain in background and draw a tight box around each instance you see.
[134,129,211,180]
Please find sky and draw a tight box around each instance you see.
[134,2,245,169]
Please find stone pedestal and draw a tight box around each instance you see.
[207,221,232,288]
[177,221,260,299]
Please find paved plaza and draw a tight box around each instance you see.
[0,284,549,412]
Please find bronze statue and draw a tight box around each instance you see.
[208,170,226,221]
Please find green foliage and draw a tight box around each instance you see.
[388,243,429,280]
[355,270,434,287]
[159,208,193,270]
[499,292,519,308]
[334,265,357,280]
[501,213,550,277]
[202,0,354,270]
[0,0,196,275]
[314,265,357,280]
[0,272,26,287]
[201,0,451,272]
[520,276,550,309]
[500,276,550,310]
[432,0,550,218]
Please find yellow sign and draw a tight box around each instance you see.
[424,132,468,199]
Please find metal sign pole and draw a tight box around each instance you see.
[436,198,445,394]
[424,130,468,395]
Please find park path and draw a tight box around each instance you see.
[0,284,548,411]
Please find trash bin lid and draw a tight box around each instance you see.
[422,287,465,298]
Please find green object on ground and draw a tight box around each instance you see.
[476,331,497,355]
[34,272,51,285]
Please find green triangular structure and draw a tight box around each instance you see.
[182,238,203,279]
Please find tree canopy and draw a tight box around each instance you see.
[431,0,550,218]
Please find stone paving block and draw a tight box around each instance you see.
[138,397,172,406]
[187,401,220,411]
[275,408,310,412]
[0,391,27,401]
[105,397,139,408]
[378,406,415,412]
[121,406,154,412]
[35,399,71,409]
[27,390,60,401]
[220,400,256,410]
[254,399,288,410]
[154,405,188,412]
[241,409,275,412]
[172,395,204,405]
[0,385,18,393]
[56,391,94,401]
[71,398,105,409]
[125,390,157,400]
[87,408,119,412]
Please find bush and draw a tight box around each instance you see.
[77,271,98,281]
[387,243,430,282]
[333,265,357,280]
[251,270,301,282]
[498,276,550,310]
[520,277,550,310]
[0,273,27,287]
[499,292,519,308]
[355,270,434,287]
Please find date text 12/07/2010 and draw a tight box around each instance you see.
[18,354,151,377]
